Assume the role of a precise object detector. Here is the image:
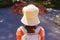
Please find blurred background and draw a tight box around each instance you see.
[0,0,60,40]
[0,0,60,9]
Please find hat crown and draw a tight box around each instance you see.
[22,4,39,16]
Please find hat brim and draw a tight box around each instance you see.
[21,16,40,26]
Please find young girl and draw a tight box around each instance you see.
[16,4,45,40]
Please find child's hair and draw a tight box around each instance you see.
[24,25,37,33]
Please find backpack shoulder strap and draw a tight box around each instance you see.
[19,26,27,34]
[35,26,42,34]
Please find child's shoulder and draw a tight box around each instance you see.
[37,26,44,31]
[17,26,24,31]
[38,26,44,29]
[17,26,27,33]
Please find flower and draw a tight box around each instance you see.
[11,3,27,15]
[11,3,48,16]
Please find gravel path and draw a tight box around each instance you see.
[0,8,60,40]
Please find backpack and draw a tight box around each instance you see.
[20,26,41,40]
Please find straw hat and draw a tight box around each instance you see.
[21,4,40,26]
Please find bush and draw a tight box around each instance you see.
[51,0,60,9]
[11,3,48,16]
[0,0,13,8]
[34,0,54,8]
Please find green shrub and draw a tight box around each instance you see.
[51,0,60,9]
[34,0,54,8]
[0,0,13,8]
